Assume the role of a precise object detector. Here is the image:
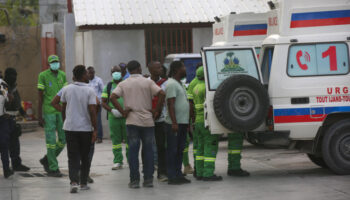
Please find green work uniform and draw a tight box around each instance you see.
[228,133,244,170]
[182,134,191,167]
[102,82,128,164]
[193,80,219,177]
[37,69,67,171]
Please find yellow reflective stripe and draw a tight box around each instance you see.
[37,84,45,90]
[204,157,216,162]
[196,156,204,161]
[183,148,189,153]
[101,93,108,98]
[195,104,204,109]
[112,144,122,149]
[228,150,241,154]
[193,149,197,153]
[187,94,193,100]
[57,142,65,148]
[126,144,129,148]
[46,144,56,149]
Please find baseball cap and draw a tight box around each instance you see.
[48,55,59,63]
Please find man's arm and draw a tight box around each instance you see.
[61,102,67,122]
[189,100,195,123]
[101,98,112,112]
[167,97,178,133]
[38,90,44,127]
[51,95,62,112]
[110,93,130,118]
[88,104,98,143]
[153,90,165,119]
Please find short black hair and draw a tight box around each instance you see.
[5,67,17,77]
[196,62,203,69]
[127,60,141,72]
[87,66,94,71]
[168,61,184,78]
[73,65,86,80]
[147,60,160,68]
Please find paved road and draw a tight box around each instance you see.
[0,129,349,200]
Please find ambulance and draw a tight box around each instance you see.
[202,0,350,175]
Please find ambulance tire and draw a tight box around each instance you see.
[307,154,328,169]
[214,75,269,132]
[322,119,350,175]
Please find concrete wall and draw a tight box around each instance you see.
[192,27,213,53]
[39,0,67,24]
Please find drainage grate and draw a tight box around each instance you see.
[18,173,48,178]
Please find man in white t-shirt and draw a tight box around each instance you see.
[60,65,97,193]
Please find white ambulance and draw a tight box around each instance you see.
[202,0,350,175]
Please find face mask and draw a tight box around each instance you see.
[112,72,122,80]
[50,62,60,71]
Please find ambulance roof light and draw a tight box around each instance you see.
[267,1,276,10]
[214,16,221,23]
[230,12,236,14]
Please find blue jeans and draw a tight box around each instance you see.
[97,106,103,139]
[166,123,188,179]
[127,125,155,182]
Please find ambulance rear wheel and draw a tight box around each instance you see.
[322,119,350,175]
[214,75,269,132]
[307,154,328,169]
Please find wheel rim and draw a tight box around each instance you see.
[228,87,259,120]
[339,133,350,161]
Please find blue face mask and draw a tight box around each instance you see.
[49,62,60,71]
[112,72,122,81]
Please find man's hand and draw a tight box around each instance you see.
[91,129,97,143]
[172,123,179,133]
[122,108,131,118]
[38,117,45,127]
[151,109,160,120]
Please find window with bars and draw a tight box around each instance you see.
[145,28,193,64]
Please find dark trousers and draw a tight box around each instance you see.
[88,143,95,165]
[8,118,21,167]
[126,125,154,182]
[0,117,10,171]
[97,106,103,139]
[154,122,167,176]
[65,131,92,185]
[166,123,188,179]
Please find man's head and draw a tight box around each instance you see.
[196,62,203,70]
[111,65,122,81]
[87,66,95,80]
[148,61,162,77]
[4,67,17,86]
[73,65,89,83]
[196,66,204,80]
[126,60,142,74]
[161,65,167,79]
[168,61,186,79]
[119,62,127,77]
[48,55,60,71]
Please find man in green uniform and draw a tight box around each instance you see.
[227,133,250,176]
[101,65,128,170]
[38,55,67,177]
[192,67,222,181]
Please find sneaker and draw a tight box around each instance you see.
[112,163,123,170]
[47,170,63,177]
[87,176,94,184]
[227,169,250,177]
[157,174,168,182]
[4,169,14,179]
[39,156,49,173]
[202,175,223,181]
[128,180,140,189]
[80,184,90,190]
[13,164,30,172]
[183,165,194,175]
[177,176,191,184]
[168,178,183,185]
[70,183,79,193]
[143,179,154,188]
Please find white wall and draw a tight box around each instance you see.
[192,27,213,53]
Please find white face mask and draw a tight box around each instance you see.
[50,62,60,71]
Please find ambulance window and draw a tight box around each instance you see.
[204,49,259,91]
[261,47,274,84]
[163,58,172,70]
[181,58,202,83]
[288,43,349,77]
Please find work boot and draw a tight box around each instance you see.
[184,165,194,175]
[202,175,223,181]
[70,183,79,193]
[143,179,154,188]
[168,178,183,185]
[87,176,94,183]
[112,163,123,170]
[47,170,63,177]
[13,164,30,172]
[39,156,49,173]
[177,176,191,184]
[4,169,14,179]
[128,180,140,189]
[227,169,250,177]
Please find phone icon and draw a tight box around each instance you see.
[296,50,310,70]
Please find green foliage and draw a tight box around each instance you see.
[0,0,39,26]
